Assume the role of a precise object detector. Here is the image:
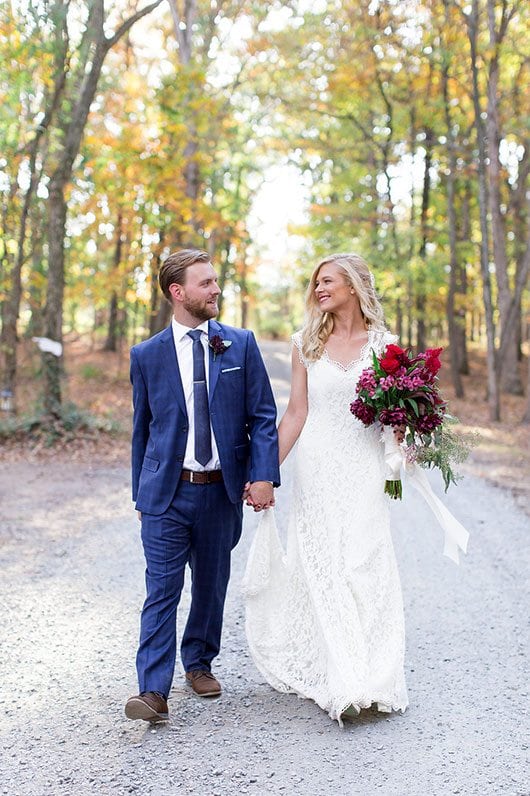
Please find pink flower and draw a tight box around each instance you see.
[358,369,377,391]
[379,375,396,392]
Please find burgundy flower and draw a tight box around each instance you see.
[208,335,232,358]
[350,398,377,426]
[415,413,443,434]
[379,407,408,426]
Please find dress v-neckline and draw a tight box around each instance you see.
[323,331,373,372]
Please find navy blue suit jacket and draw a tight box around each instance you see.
[130,320,280,514]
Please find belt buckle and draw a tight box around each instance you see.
[189,471,195,484]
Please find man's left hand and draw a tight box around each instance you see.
[245,481,274,512]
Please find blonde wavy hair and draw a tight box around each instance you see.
[300,253,386,362]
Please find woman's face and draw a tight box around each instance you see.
[314,262,357,314]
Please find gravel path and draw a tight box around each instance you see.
[1,341,528,795]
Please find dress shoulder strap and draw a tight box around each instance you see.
[292,331,310,368]
[370,329,399,356]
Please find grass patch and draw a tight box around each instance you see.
[80,363,106,380]
[0,402,122,447]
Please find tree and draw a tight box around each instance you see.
[40,0,163,416]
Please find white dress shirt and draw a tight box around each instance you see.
[171,318,220,471]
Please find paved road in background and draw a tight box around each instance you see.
[1,341,528,795]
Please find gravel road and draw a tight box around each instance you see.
[1,341,528,795]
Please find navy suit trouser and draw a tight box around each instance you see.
[136,479,243,698]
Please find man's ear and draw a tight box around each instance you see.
[168,283,183,303]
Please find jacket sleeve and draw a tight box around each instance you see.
[244,332,281,486]
[130,348,151,501]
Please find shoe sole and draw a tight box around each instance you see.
[125,698,169,722]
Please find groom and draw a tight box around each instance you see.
[125,248,280,722]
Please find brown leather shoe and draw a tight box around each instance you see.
[185,670,221,697]
[125,692,169,722]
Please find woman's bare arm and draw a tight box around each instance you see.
[278,346,309,465]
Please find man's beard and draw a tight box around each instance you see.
[182,295,219,322]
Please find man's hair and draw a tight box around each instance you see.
[158,248,210,300]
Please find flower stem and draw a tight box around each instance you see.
[384,479,403,500]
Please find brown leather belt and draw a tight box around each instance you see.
[180,469,223,484]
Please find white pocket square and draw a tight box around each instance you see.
[221,366,242,373]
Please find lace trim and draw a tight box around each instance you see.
[322,331,374,372]
[292,331,309,368]
[292,329,397,371]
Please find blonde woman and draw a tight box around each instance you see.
[244,252,408,725]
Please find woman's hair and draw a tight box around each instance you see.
[300,252,386,362]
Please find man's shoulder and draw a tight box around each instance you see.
[213,323,254,342]
[131,327,170,357]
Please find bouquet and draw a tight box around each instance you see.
[350,343,472,499]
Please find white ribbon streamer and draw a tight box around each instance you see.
[383,425,403,482]
[382,425,469,565]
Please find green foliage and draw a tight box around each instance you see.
[415,420,479,492]
[80,363,105,380]
[0,402,121,446]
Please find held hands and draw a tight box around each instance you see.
[242,480,275,512]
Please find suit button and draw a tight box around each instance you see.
[176,455,183,461]
[181,426,188,432]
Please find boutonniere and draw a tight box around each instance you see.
[209,335,232,360]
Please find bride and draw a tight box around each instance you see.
[244,252,408,724]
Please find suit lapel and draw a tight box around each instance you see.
[208,319,223,404]
[159,326,188,418]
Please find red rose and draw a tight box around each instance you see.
[425,347,443,374]
[380,356,401,374]
[385,344,407,358]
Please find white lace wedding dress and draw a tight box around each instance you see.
[243,329,408,723]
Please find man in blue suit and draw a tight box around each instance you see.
[125,248,280,722]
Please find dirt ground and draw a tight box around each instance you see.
[0,339,528,796]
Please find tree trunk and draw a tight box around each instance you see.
[416,128,434,353]
[465,0,500,420]
[395,298,403,341]
[43,182,67,416]
[487,0,523,395]
[457,181,471,374]
[522,356,530,424]
[104,212,123,352]
[152,299,172,335]
[441,31,464,397]
[168,0,201,240]
[0,3,68,410]
[406,273,413,349]
[217,237,232,319]
[40,0,164,413]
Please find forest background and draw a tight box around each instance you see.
[0,0,529,503]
